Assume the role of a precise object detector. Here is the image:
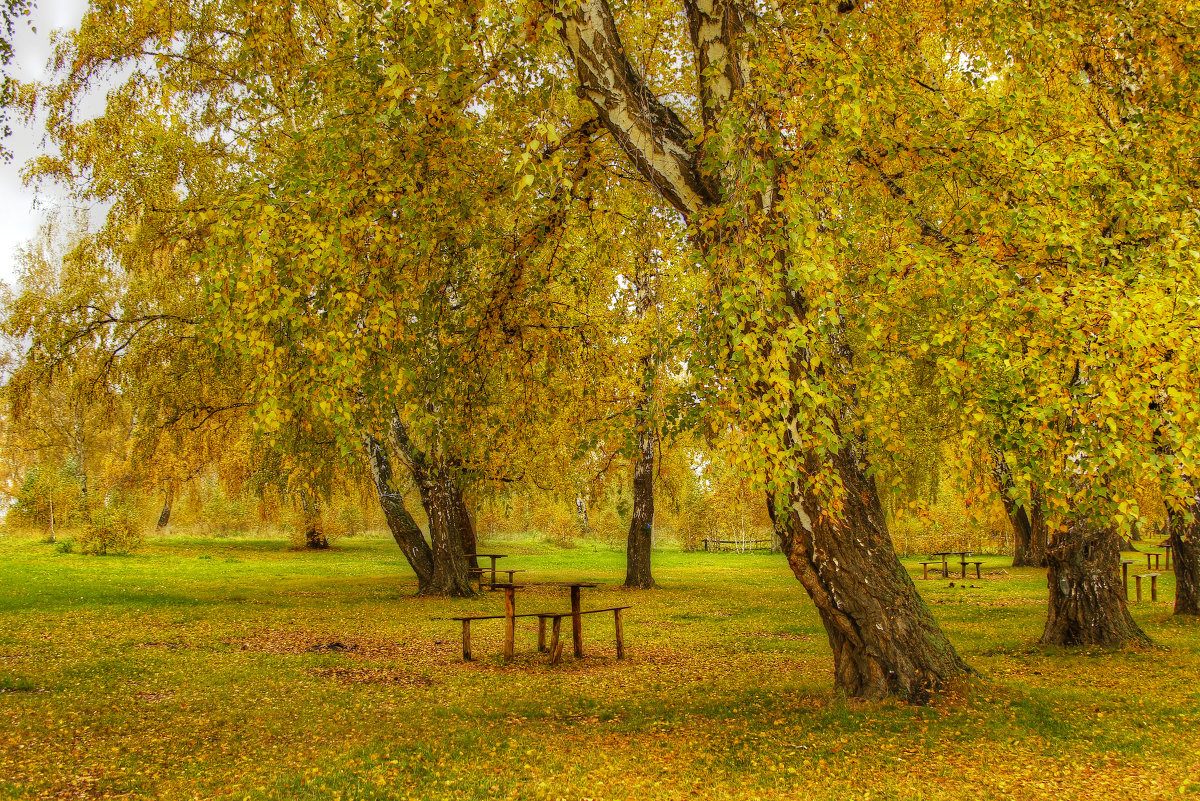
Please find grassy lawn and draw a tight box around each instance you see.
[1,531,1197,800]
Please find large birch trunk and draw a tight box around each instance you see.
[392,419,475,598]
[555,0,968,700]
[1040,518,1148,646]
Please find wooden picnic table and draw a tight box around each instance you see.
[452,581,623,663]
[931,551,976,579]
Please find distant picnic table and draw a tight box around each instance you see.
[702,538,774,552]
[920,551,983,579]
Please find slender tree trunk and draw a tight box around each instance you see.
[778,443,969,702]
[1167,501,1200,616]
[363,434,435,594]
[576,497,590,534]
[1040,518,1148,645]
[625,422,656,589]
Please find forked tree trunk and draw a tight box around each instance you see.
[625,423,656,589]
[393,419,475,597]
[1040,519,1148,645]
[779,445,969,702]
[993,455,1048,567]
[1167,502,1200,616]
[363,434,435,594]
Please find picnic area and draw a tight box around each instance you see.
[1,529,1197,800]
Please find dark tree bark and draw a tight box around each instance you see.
[363,433,435,594]
[1167,500,1200,616]
[555,0,968,700]
[625,421,656,589]
[1040,518,1148,646]
[993,455,1048,567]
[779,444,970,701]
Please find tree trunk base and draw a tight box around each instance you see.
[1041,520,1148,646]
[781,449,970,703]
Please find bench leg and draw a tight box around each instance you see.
[549,617,563,665]
[538,617,547,653]
[1136,575,1143,602]
[922,563,928,580]
[462,620,472,661]
[571,586,584,659]
[960,561,968,579]
[614,608,625,660]
[1123,563,1129,598]
[1151,575,1159,602]
[974,563,981,580]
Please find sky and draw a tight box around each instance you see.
[0,0,89,288]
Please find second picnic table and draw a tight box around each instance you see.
[925,551,983,579]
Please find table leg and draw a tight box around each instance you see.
[571,585,584,658]
[504,586,516,661]
[490,557,499,589]
[960,560,968,579]
[462,620,472,661]
[538,616,547,653]
[549,617,563,665]
[1122,563,1129,598]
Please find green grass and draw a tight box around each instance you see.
[1,530,1197,800]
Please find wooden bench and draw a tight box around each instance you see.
[1133,573,1162,602]
[451,606,630,663]
[918,561,944,580]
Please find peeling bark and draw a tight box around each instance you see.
[1040,519,1148,646]
[392,419,475,597]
